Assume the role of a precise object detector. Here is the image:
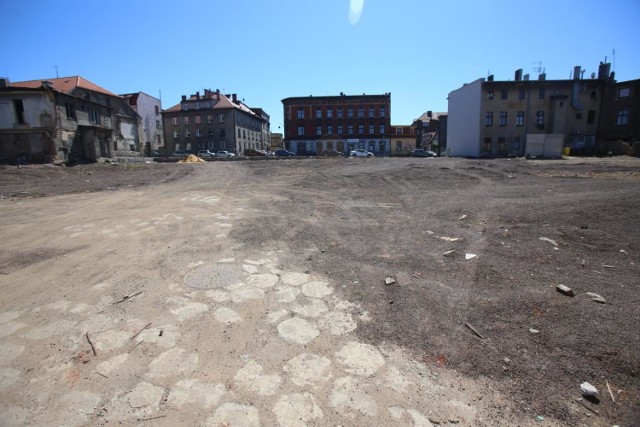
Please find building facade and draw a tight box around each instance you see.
[270,132,284,151]
[390,125,416,156]
[0,76,140,164]
[282,93,391,156]
[122,92,164,155]
[448,63,618,158]
[162,89,269,155]
[598,78,640,154]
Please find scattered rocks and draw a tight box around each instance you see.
[580,382,599,397]
[465,253,477,260]
[556,284,575,297]
[529,328,540,334]
[384,277,396,285]
[586,292,606,304]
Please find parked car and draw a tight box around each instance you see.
[245,149,267,157]
[172,149,188,157]
[216,150,236,158]
[349,149,374,157]
[323,150,342,157]
[274,150,296,157]
[411,149,437,157]
[197,150,215,157]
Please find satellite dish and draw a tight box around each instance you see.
[590,72,596,79]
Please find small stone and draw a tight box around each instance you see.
[465,253,477,260]
[529,328,539,334]
[503,357,511,363]
[384,277,396,285]
[556,284,575,297]
[580,381,599,397]
[586,292,606,304]
[536,415,545,422]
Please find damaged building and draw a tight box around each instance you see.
[0,76,141,164]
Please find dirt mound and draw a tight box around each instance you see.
[177,154,205,163]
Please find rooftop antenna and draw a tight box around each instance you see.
[532,61,543,75]
[54,65,59,78]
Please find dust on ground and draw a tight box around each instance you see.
[0,156,638,426]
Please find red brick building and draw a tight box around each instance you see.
[282,93,391,155]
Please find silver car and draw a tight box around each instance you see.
[216,150,236,158]
[349,149,374,157]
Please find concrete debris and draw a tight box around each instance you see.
[580,382,599,397]
[465,253,477,260]
[620,249,629,255]
[458,214,467,220]
[439,236,461,242]
[586,292,606,304]
[384,277,396,286]
[535,415,545,422]
[443,250,455,257]
[581,259,586,267]
[529,328,540,334]
[602,264,614,268]
[539,237,558,246]
[556,284,575,297]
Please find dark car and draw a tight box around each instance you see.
[323,150,342,157]
[411,149,437,157]
[274,150,296,157]
[245,149,267,157]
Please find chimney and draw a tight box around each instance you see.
[523,74,530,81]
[538,73,546,81]
[515,69,523,81]
[598,62,611,79]
[232,94,237,103]
[573,65,581,80]
[487,75,494,82]
[216,89,220,100]
[181,95,187,101]
[0,77,9,89]
[196,91,200,99]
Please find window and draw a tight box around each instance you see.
[616,110,629,126]
[587,110,596,125]
[487,90,494,100]
[65,102,75,120]
[13,99,25,124]
[396,141,402,151]
[395,128,402,134]
[83,92,90,100]
[498,137,506,152]
[327,125,333,135]
[89,109,99,124]
[358,124,364,134]
[337,109,343,118]
[173,130,179,138]
[220,128,226,137]
[499,111,507,126]
[337,125,343,134]
[327,109,333,118]
[194,103,199,110]
[172,117,178,126]
[156,120,160,129]
[539,89,545,99]
[297,108,304,119]
[208,129,214,137]
[380,107,385,117]
[155,105,159,115]
[516,111,524,126]
[358,108,364,118]
[195,129,201,137]
[380,124,385,134]
[485,111,493,126]
[348,107,353,118]
[316,125,322,135]
[618,87,631,98]
[195,116,201,124]
[185,129,191,137]
[518,89,525,100]
[316,108,322,119]
[369,108,374,118]
[501,89,508,100]
[183,116,190,125]
[298,126,305,135]
[536,111,544,126]
[513,137,520,151]
[348,125,353,134]
[369,142,375,152]
[238,128,241,137]
[369,125,375,134]
[218,114,225,123]
[182,104,188,110]
[483,137,491,152]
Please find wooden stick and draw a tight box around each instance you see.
[606,379,616,403]
[465,322,485,339]
[411,273,423,279]
[577,399,599,415]
[129,322,152,341]
[140,415,167,421]
[115,291,143,304]
[95,371,108,378]
[85,332,97,356]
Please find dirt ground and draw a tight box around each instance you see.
[0,156,638,426]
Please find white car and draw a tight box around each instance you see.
[216,150,236,158]
[197,150,215,157]
[349,149,374,157]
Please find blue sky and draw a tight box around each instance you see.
[1,0,639,131]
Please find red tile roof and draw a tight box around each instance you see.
[163,93,260,118]
[10,76,120,97]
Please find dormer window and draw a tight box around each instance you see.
[182,104,188,111]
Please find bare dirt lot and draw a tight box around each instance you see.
[0,156,639,426]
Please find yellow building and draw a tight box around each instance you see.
[390,125,416,156]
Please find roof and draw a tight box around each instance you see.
[282,93,391,103]
[121,92,140,105]
[10,76,120,97]
[163,93,262,119]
